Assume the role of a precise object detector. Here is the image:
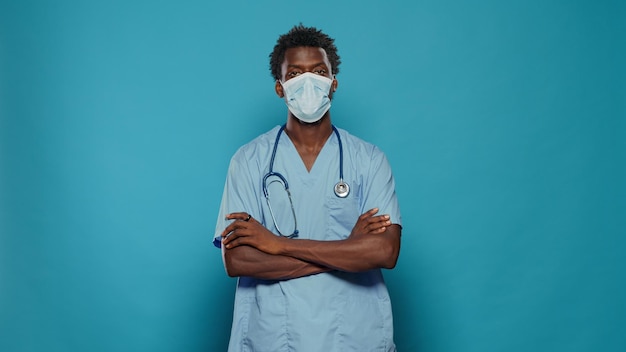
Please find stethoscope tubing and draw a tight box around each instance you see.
[263,124,346,197]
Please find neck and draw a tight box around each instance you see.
[284,114,333,148]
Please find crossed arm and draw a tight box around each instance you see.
[220,208,401,280]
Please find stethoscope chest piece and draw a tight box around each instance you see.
[334,180,350,198]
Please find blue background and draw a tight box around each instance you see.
[1,1,625,351]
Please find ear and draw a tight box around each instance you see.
[332,76,338,92]
[275,80,284,98]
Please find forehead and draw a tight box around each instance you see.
[282,46,331,68]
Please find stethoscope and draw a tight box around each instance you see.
[262,125,350,237]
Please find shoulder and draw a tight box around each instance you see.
[231,125,282,162]
[334,126,386,160]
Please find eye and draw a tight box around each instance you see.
[313,69,327,75]
[288,71,302,78]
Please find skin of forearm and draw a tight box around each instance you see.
[223,245,331,280]
[276,224,401,272]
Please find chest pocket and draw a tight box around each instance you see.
[325,195,361,240]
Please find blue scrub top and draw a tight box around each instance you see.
[214,125,402,352]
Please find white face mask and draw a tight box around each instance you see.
[281,72,333,123]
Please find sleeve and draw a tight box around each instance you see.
[213,151,262,248]
[361,148,402,227]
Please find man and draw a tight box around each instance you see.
[214,24,402,352]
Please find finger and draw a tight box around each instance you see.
[364,214,390,227]
[365,217,391,232]
[358,208,379,221]
[222,228,247,246]
[365,223,386,233]
[221,222,240,237]
[371,213,389,221]
[373,226,387,234]
[224,235,245,249]
[221,213,256,236]
[221,229,236,244]
[221,225,233,238]
[221,219,251,238]
[366,208,379,215]
[226,212,251,221]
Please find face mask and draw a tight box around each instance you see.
[281,72,333,123]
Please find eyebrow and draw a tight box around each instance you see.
[287,62,328,69]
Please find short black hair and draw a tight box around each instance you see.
[269,24,341,81]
